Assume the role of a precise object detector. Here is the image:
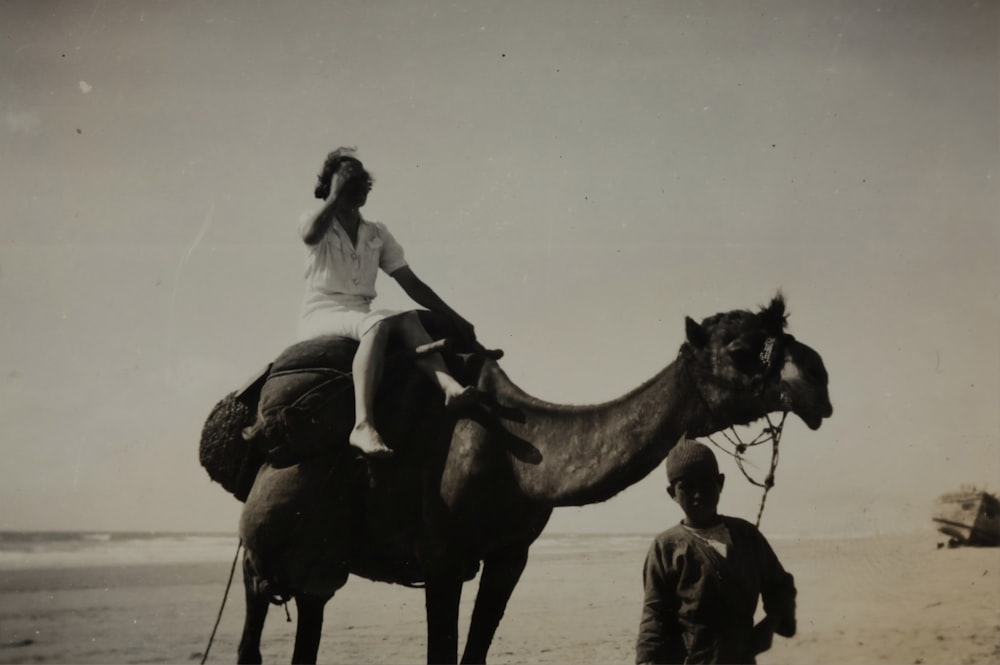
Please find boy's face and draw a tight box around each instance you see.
[668,472,724,528]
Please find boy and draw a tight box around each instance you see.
[636,438,797,664]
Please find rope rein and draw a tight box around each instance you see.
[200,538,243,665]
[704,411,786,527]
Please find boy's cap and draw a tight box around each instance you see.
[666,439,719,483]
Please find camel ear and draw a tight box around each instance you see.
[760,293,788,333]
[685,317,709,349]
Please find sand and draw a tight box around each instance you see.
[1,532,997,664]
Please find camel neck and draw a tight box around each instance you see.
[493,357,705,507]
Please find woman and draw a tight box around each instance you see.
[297,147,477,458]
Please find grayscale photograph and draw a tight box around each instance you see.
[1,1,997,664]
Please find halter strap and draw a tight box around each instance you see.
[760,336,777,368]
[680,339,788,527]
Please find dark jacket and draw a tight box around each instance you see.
[635,516,796,664]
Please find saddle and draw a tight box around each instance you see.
[198,311,500,499]
[240,311,500,467]
[239,334,362,467]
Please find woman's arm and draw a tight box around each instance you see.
[300,203,337,245]
[391,266,475,341]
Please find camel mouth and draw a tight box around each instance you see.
[801,413,824,431]
[792,401,833,431]
[779,381,832,432]
[745,408,824,433]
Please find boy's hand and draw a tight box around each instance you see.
[751,617,775,655]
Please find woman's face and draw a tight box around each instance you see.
[335,159,373,207]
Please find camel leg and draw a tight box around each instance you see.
[237,557,270,665]
[424,572,464,664]
[460,547,529,665]
[290,593,329,664]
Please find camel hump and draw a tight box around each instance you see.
[241,333,441,468]
[204,323,495,499]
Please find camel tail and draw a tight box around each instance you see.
[199,391,263,501]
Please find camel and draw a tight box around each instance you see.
[198,294,832,664]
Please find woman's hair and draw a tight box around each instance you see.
[314,146,359,200]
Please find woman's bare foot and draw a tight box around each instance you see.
[444,385,479,410]
[349,422,394,458]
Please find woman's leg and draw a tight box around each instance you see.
[348,320,394,457]
[394,312,477,408]
[349,312,478,457]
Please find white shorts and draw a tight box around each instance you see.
[297,297,404,342]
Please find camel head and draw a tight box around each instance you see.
[681,293,832,435]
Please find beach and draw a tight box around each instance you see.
[0,531,997,664]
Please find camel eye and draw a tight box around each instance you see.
[729,346,759,373]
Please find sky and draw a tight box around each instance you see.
[1,0,997,538]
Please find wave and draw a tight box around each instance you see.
[3,530,922,571]
[0,531,240,570]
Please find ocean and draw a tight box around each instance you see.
[0,531,242,571]
[0,530,656,572]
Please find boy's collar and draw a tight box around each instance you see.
[681,516,725,530]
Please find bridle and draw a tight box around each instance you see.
[682,335,788,527]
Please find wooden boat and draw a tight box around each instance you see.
[932,488,1000,546]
